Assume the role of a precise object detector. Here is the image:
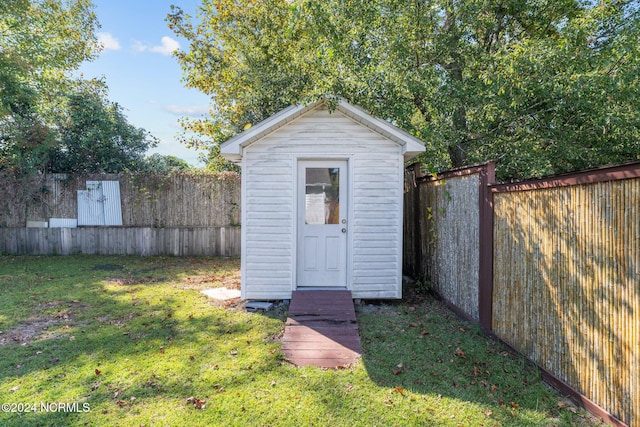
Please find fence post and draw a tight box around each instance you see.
[411,163,423,278]
[478,161,495,332]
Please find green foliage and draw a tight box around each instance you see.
[0,0,99,121]
[199,144,240,173]
[170,0,640,181]
[46,84,158,173]
[1,1,160,176]
[142,153,193,172]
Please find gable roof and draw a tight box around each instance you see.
[220,98,425,163]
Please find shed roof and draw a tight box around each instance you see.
[220,98,426,163]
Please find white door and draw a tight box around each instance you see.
[297,160,348,287]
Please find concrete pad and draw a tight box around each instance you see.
[201,287,241,301]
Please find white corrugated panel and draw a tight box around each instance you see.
[78,181,122,226]
[78,189,102,225]
[100,181,123,226]
[49,218,78,228]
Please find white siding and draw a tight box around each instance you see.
[242,105,404,299]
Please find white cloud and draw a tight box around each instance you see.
[164,105,209,116]
[150,36,180,56]
[131,40,148,53]
[97,32,121,51]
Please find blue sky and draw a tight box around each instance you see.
[79,0,210,166]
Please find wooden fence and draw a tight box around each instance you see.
[0,172,241,257]
[0,226,240,257]
[404,161,640,427]
[0,172,240,227]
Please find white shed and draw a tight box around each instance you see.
[221,98,425,300]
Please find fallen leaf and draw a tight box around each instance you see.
[510,402,520,408]
[189,355,196,361]
[187,396,207,409]
[115,400,127,407]
[454,348,465,358]
[10,385,19,392]
[485,410,493,417]
[419,329,429,337]
[95,368,102,376]
[392,369,402,375]
[394,386,404,395]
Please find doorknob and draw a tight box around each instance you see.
[341,228,347,233]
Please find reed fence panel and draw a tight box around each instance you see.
[404,167,483,321]
[492,178,639,426]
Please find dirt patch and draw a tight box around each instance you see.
[1,316,73,347]
[181,275,241,290]
[0,300,81,347]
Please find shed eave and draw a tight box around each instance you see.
[219,97,426,161]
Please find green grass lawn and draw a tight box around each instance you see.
[0,256,602,426]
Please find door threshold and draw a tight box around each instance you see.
[296,287,348,291]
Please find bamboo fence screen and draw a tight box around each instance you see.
[492,177,639,426]
[403,166,483,321]
[404,161,639,426]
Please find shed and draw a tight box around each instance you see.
[221,98,425,300]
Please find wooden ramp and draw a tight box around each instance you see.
[282,290,362,368]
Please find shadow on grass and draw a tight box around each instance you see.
[356,292,588,426]
[0,256,285,426]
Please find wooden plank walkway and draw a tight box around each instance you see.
[282,290,362,368]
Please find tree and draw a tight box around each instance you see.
[47,84,158,173]
[0,0,100,174]
[142,153,193,172]
[170,0,640,180]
